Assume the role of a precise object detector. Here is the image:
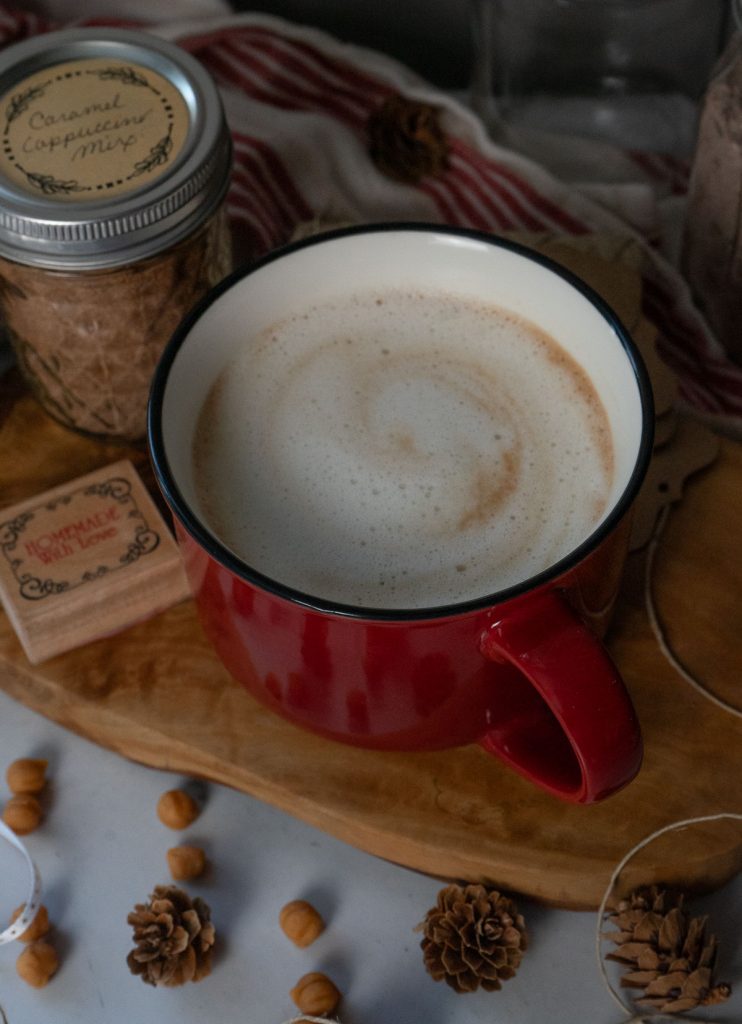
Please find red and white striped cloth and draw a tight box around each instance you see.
[2,4,742,433]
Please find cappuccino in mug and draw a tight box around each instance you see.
[151,227,651,801]
[192,288,613,609]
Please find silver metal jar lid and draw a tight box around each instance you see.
[0,28,232,270]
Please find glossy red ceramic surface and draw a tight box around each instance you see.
[176,514,641,803]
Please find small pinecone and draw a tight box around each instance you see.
[127,884,215,987]
[603,885,731,1014]
[417,883,527,993]
[367,94,449,184]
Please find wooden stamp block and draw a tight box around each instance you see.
[0,459,191,664]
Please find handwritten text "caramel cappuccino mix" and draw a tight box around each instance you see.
[21,95,151,162]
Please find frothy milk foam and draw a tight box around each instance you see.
[192,289,614,609]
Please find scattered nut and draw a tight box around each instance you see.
[167,845,207,881]
[16,941,58,988]
[156,789,199,830]
[9,904,50,943]
[279,899,325,948]
[2,794,43,835]
[290,971,341,1016]
[6,758,48,795]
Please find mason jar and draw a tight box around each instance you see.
[0,28,233,441]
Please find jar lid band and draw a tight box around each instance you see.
[0,29,231,269]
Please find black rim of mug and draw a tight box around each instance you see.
[147,222,655,623]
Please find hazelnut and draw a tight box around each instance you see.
[16,941,58,988]
[2,794,42,834]
[156,789,199,830]
[6,758,48,795]
[289,971,341,1016]
[279,899,325,948]
[167,845,207,881]
[9,904,50,943]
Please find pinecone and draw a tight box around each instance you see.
[127,884,215,987]
[417,883,527,993]
[603,885,731,1014]
[366,94,449,184]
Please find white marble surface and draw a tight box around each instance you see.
[0,690,641,1024]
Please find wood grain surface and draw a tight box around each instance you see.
[1,369,741,909]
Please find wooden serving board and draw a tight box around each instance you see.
[1,369,741,909]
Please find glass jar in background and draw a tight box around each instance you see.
[0,28,233,442]
[470,0,730,156]
[682,0,742,364]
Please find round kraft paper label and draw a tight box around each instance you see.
[0,57,190,201]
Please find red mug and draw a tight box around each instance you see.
[148,225,653,803]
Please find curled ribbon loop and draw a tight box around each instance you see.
[0,818,42,945]
[596,812,742,1024]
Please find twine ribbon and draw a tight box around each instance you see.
[645,504,742,719]
[596,812,742,1024]
[601,477,742,1022]
[0,818,43,945]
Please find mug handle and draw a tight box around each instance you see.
[478,589,642,803]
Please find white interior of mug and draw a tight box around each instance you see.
[160,228,646,551]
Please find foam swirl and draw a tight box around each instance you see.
[193,290,613,609]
